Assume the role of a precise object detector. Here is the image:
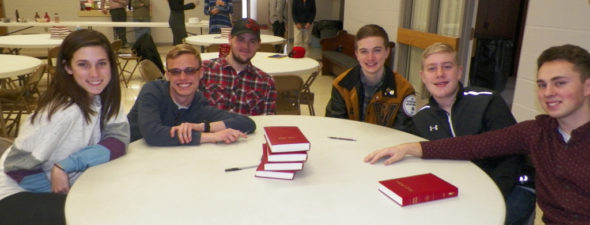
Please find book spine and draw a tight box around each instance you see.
[404,190,457,206]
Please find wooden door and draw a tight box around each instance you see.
[0,0,6,35]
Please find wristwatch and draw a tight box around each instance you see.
[203,120,211,132]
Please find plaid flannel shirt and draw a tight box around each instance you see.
[200,57,277,115]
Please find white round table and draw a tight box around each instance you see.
[185,34,285,47]
[0,54,43,79]
[65,115,505,225]
[0,21,209,29]
[200,52,319,76]
[0,33,62,54]
[0,21,210,35]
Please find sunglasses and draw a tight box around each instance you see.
[167,67,201,76]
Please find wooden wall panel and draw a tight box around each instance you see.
[0,0,6,35]
[397,28,459,50]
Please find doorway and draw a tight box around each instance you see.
[396,0,473,101]
[470,0,529,106]
[0,0,6,35]
[396,0,529,106]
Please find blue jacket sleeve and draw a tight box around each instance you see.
[55,137,126,173]
[7,169,51,192]
[204,0,210,15]
[57,109,129,172]
[56,144,110,173]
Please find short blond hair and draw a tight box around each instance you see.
[421,42,458,68]
[166,44,202,67]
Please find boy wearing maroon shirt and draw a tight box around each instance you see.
[365,44,590,224]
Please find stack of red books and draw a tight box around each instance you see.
[255,126,310,180]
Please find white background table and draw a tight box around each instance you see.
[65,115,505,225]
[0,21,210,36]
[185,34,285,47]
[0,54,43,79]
[200,52,319,76]
[0,21,209,29]
[0,33,62,54]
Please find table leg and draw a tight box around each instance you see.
[7,48,21,55]
[0,104,7,137]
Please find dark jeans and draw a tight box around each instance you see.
[272,21,286,38]
[133,18,151,43]
[169,11,187,45]
[110,8,128,45]
[505,185,536,225]
[272,21,285,52]
[0,192,66,225]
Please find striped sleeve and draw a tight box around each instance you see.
[57,108,130,172]
[3,106,78,191]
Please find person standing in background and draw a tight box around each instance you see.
[101,0,129,48]
[168,0,196,45]
[269,0,286,38]
[131,0,150,41]
[292,0,315,51]
[204,0,233,34]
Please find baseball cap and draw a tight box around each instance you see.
[231,18,261,40]
[289,46,306,58]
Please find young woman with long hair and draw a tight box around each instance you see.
[0,29,130,225]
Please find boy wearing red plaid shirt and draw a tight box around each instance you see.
[200,18,277,116]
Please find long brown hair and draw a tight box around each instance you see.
[31,29,121,128]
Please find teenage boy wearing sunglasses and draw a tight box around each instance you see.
[127,44,256,146]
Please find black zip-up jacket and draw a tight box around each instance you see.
[292,0,315,24]
[413,84,526,198]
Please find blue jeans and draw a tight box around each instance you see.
[505,185,536,225]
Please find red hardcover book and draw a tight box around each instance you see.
[263,126,310,153]
[255,144,297,180]
[254,162,295,180]
[261,144,304,171]
[265,143,308,162]
[378,173,458,206]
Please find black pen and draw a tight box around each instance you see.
[328,136,357,141]
[224,164,258,172]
